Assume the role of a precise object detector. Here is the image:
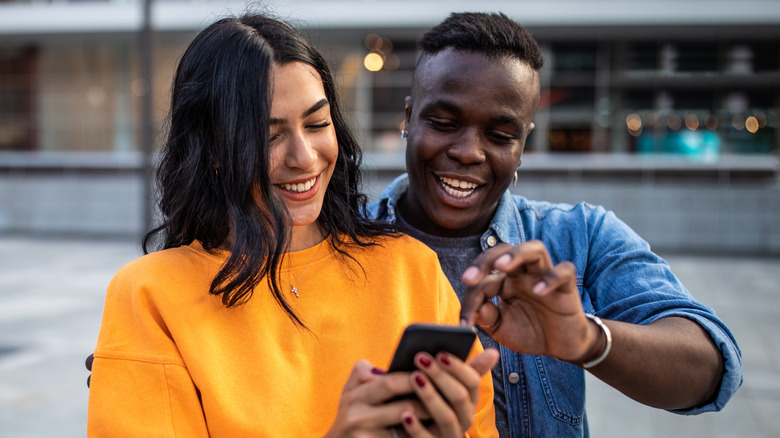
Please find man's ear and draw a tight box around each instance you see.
[404,96,412,125]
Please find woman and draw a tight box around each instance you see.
[87,13,498,437]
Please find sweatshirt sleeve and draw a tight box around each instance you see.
[88,357,208,437]
[87,262,209,437]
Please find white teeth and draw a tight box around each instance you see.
[281,176,316,193]
[440,176,477,189]
[439,176,477,198]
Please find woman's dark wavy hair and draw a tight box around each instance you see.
[144,13,392,326]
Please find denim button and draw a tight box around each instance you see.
[508,372,520,384]
[486,235,497,247]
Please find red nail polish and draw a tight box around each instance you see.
[371,367,385,375]
[403,415,413,426]
[414,374,426,388]
[418,355,432,368]
[438,353,451,366]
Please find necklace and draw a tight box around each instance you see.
[280,242,323,298]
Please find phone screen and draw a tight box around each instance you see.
[387,324,476,373]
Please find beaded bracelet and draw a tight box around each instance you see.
[582,314,612,369]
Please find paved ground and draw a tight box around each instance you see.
[0,234,778,437]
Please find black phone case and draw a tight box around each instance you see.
[387,324,476,373]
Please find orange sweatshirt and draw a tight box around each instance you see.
[88,235,497,437]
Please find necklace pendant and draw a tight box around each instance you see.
[291,286,299,298]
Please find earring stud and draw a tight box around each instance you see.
[400,129,408,139]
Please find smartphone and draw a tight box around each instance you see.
[387,323,476,373]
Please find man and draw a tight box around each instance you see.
[367,12,742,437]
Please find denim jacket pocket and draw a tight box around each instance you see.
[533,355,585,425]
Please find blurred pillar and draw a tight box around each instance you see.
[591,41,611,153]
[140,0,154,237]
[533,43,552,153]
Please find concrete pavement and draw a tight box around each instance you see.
[0,234,778,437]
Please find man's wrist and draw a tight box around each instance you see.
[580,314,612,369]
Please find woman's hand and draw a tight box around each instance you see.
[324,360,424,438]
[325,350,498,438]
[398,349,499,437]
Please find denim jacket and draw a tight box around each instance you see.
[367,174,743,438]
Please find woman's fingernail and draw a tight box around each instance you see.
[418,355,432,368]
[371,367,385,375]
[533,281,546,295]
[403,414,414,426]
[438,352,451,366]
[462,266,479,281]
[414,374,427,388]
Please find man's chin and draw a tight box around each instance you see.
[425,212,484,237]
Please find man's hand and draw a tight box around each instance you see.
[459,240,603,364]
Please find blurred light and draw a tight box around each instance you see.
[364,34,381,50]
[384,53,400,71]
[685,114,699,131]
[381,37,393,53]
[628,127,643,137]
[667,114,682,131]
[626,113,642,131]
[731,114,745,130]
[363,52,384,72]
[756,112,767,127]
[705,114,718,130]
[745,116,759,133]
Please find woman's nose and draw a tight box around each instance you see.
[284,132,317,170]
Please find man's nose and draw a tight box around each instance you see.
[446,128,486,164]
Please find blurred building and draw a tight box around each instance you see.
[1,0,779,252]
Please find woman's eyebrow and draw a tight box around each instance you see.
[303,98,329,118]
[270,98,329,125]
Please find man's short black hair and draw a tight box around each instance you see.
[418,12,544,70]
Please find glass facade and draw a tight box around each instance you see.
[0,2,778,160]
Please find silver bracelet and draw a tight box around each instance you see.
[582,314,612,369]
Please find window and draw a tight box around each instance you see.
[0,47,36,151]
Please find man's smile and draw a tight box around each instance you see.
[439,176,479,198]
